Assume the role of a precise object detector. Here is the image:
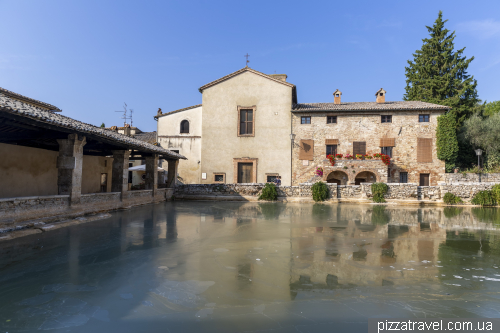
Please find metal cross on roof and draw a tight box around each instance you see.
[244,53,250,67]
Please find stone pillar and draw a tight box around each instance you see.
[145,155,159,196]
[166,159,179,188]
[111,150,130,200]
[57,134,86,205]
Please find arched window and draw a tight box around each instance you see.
[180,120,189,133]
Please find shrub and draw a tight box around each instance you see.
[443,192,463,205]
[258,183,278,201]
[471,190,496,206]
[443,207,463,218]
[371,205,390,225]
[492,184,500,204]
[312,181,329,202]
[371,182,389,203]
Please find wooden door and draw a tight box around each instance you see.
[238,163,253,183]
[419,173,430,186]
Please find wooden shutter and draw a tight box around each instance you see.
[417,138,432,163]
[379,138,395,147]
[325,139,339,145]
[299,140,314,160]
[353,141,366,155]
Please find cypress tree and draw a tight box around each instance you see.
[404,11,479,126]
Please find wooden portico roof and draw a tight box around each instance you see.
[0,89,186,160]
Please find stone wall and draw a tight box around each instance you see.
[175,182,500,204]
[444,173,500,184]
[291,111,446,186]
[0,188,175,228]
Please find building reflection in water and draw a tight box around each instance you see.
[289,205,447,295]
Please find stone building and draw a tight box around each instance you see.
[291,89,449,186]
[0,87,185,223]
[157,67,448,186]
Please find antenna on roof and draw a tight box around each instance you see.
[244,53,250,67]
[114,102,133,126]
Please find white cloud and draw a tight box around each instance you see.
[458,19,500,39]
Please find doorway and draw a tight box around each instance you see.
[419,173,430,186]
[100,173,108,192]
[238,163,253,183]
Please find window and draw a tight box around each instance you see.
[301,116,311,124]
[266,174,278,183]
[381,147,392,157]
[399,172,408,183]
[353,141,366,155]
[419,114,430,122]
[214,173,225,183]
[128,162,133,167]
[180,120,189,133]
[417,138,432,163]
[100,173,107,192]
[327,116,337,124]
[326,145,337,157]
[381,115,392,123]
[239,108,254,136]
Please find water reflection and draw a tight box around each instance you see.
[1,202,500,332]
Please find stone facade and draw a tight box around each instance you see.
[291,110,446,186]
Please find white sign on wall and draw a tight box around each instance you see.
[202,173,207,180]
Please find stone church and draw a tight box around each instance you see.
[156,67,448,186]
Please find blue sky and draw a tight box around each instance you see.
[1,0,499,132]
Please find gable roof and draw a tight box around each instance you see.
[154,104,202,119]
[0,87,62,112]
[198,67,295,93]
[291,101,450,112]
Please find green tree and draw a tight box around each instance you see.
[436,113,459,172]
[463,112,500,168]
[100,122,106,128]
[404,11,479,127]
[483,101,500,117]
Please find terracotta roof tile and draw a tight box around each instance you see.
[291,101,450,112]
[0,90,186,159]
[0,87,62,112]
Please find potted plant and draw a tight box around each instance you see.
[326,154,335,166]
[315,167,324,177]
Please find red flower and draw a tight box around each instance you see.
[326,154,336,166]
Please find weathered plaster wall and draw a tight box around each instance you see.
[157,106,202,184]
[81,156,113,194]
[0,143,115,198]
[0,143,58,198]
[291,111,446,186]
[201,71,293,185]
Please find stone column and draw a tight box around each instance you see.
[57,134,86,205]
[166,159,179,188]
[111,150,130,200]
[145,155,159,196]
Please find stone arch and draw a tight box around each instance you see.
[325,170,348,185]
[353,171,378,185]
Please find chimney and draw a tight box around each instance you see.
[269,74,287,82]
[376,88,386,103]
[333,89,342,105]
[123,123,131,136]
